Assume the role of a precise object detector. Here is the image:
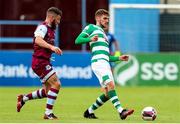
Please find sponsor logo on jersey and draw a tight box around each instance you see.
[46,65,52,70]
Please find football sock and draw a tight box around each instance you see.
[23,88,47,102]
[108,90,123,113]
[88,94,109,113]
[45,88,59,115]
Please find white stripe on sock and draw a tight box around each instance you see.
[23,96,29,102]
[32,91,37,98]
[39,89,42,97]
[114,101,120,107]
[48,90,58,97]
[88,108,94,114]
[94,102,99,108]
[110,96,118,101]
[47,98,55,105]
[117,107,123,113]
[45,108,53,115]
[97,97,104,104]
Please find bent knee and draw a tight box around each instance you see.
[55,81,61,88]
[107,81,115,90]
[47,74,61,85]
[50,81,61,90]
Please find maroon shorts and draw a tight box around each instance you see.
[32,57,55,83]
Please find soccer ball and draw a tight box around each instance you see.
[141,106,157,121]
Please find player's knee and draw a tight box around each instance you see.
[47,74,61,88]
[107,81,115,90]
[57,82,61,88]
[52,82,61,89]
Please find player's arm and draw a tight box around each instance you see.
[35,37,62,55]
[75,33,91,44]
[35,36,53,50]
[109,55,129,62]
[34,25,62,55]
[109,55,119,62]
[75,33,98,44]
[75,24,98,44]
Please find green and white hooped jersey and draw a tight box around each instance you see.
[82,24,110,63]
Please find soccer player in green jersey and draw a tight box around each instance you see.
[75,9,134,120]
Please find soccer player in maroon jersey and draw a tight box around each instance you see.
[17,7,63,120]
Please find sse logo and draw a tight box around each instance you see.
[141,62,178,81]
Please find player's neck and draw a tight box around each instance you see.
[96,24,102,28]
[45,19,52,27]
[96,23,105,29]
[96,22,100,27]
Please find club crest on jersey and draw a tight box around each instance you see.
[46,65,52,70]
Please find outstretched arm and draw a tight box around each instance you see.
[109,55,119,62]
[109,55,129,62]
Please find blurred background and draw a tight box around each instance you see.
[0,0,179,87]
[0,0,108,50]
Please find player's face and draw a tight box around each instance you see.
[51,15,61,29]
[54,15,61,25]
[99,14,109,29]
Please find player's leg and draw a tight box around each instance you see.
[84,60,110,119]
[88,60,133,120]
[44,73,61,120]
[21,87,47,101]
[17,62,50,113]
[17,86,47,112]
[84,92,109,119]
[105,80,134,120]
[84,88,125,120]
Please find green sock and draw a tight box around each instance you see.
[108,90,123,113]
[88,94,109,113]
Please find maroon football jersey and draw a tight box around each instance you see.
[32,22,55,60]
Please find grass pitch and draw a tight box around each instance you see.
[0,86,180,123]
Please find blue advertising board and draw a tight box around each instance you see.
[0,51,99,87]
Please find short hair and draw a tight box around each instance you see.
[47,7,62,16]
[95,9,109,17]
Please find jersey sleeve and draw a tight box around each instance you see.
[75,24,93,44]
[81,24,93,36]
[34,25,48,38]
[109,55,120,62]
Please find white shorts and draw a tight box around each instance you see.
[91,59,114,88]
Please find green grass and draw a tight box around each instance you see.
[0,86,180,123]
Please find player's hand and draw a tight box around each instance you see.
[119,55,129,61]
[51,46,63,55]
[91,35,98,42]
